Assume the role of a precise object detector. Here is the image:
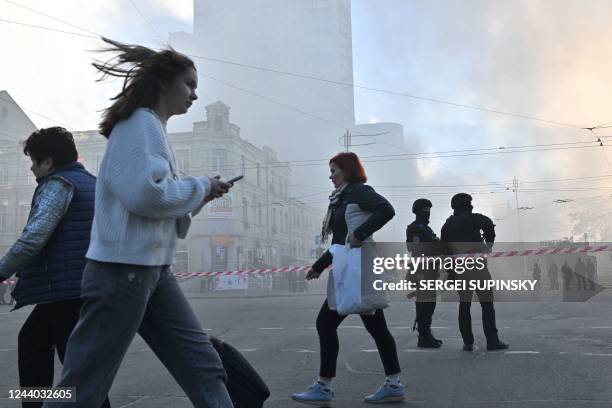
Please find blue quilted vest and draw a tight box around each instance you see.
[12,162,96,309]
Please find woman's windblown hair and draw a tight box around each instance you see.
[93,37,195,137]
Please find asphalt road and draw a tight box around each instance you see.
[1,288,611,407]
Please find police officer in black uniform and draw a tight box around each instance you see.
[406,198,443,348]
[441,193,509,351]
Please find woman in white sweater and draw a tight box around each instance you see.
[44,38,234,408]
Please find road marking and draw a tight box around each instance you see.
[0,348,14,352]
[505,351,540,354]
[403,349,438,353]
[362,349,379,353]
[339,325,365,329]
[345,361,360,373]
[238,348,258,352]
[281,349,315,353]
[588,326,612,329]
[258,327,283,330]
[581,352,612,357]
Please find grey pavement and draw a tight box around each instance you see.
[1,288,612,407]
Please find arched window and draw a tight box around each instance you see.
[214,115,223,131]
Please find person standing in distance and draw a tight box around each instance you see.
[406,198,443,348]
[43,38,233,408]
[440,193,508,352]
[532,261,542,290]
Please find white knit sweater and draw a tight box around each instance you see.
[86,108,211,266]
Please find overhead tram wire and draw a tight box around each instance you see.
[2,5,610,176]
[200,74,348,131]
[1,0,101,36]
[2,7,609,216]
[0,2,593,131]
[127,0,165,44]
[585,127,612,175]
[0,96,77,130]
[0,90,605,175]
[183,141,606,173]
[186,52,587,130]
[0,18,98,39]
[183,138,606,173]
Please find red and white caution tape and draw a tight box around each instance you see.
[1,245,610,285]
[454,244,611,260]
[174,265,311,278]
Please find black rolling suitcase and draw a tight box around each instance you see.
[210,336,270,408]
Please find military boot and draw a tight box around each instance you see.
[418,332,442,348]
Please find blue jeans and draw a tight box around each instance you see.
[43,261,232,408]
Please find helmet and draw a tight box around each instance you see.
[412,198,433,214]
[451,193,472,210]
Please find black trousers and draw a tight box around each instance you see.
[18,299,111,408]
[316,300,400,378]
[456,269,499,345]
[415,298,436,336]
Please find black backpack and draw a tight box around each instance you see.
[210,336,270,408]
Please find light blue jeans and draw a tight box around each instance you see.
[43,260,233,408]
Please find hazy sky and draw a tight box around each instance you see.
[1,0,611,241]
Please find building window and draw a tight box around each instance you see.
[242,197,249,228]
[22,161,34,185]
[0,213,6,232]
[18,203,30,229]
[258,203,263,225]
[272,207,277,233]
[212,244,228,271]
[0,107,7,122]
[0,164,7,186]
[212,149,227,173]
[176,149,190,173]
[241,155,246,178]
[256,163,261,186]
[175,244,189,273]
[214,115,223,131]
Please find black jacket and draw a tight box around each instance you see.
[405,221,442,257]
[312,183,394,273]
[440,211,495,255]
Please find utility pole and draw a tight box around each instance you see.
[513,176,526,274]
[339,129,378,152]
[265,156,271,267]
[344,129,351,152]
[513,177,523,243]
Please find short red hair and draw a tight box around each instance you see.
[329,152,367,183]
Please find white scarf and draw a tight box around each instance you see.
[320,182,348,243]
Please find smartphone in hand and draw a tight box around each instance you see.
[227,175,244,185]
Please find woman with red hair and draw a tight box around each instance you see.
[292,152,404,405]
